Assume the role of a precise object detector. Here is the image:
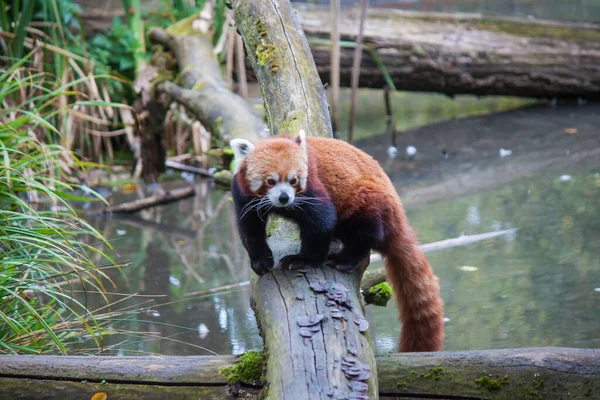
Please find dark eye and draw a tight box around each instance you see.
[290,178,298,185]
[267,178,276,186]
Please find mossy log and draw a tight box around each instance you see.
[1,347,598,399]
[277,5,600,99]
[149,13,265,143]
[230,1,377,399]
[79,3,600,99]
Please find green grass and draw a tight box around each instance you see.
[0,53,122,355]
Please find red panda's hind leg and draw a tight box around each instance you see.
[327,213,384,272]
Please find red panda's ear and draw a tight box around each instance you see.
[294,129,307,157]
[230,138,255,173]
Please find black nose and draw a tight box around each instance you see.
[279,192,290,204]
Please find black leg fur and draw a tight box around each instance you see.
[328,214,384,272]
[232,178,273,275]
[276,191,337,270]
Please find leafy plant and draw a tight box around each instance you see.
[88,17,139,81]
[0,53,121,354]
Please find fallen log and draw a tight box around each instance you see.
[291,5,600,99]
[103,186,195,214]
[1,347,598,399]
[78,4,600,99]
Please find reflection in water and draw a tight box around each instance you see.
[77,104,599,356]
[372,169,600,352]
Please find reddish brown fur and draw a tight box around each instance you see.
[307,137,444,352]
[240,136,444,352]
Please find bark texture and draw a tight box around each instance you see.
[1,347,598,399]
[150,16,266,143]
[233,0,332,137]
[230,1,377,399]
[295,6,600,99]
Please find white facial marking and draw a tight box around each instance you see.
[267,182,295,208]
[250,178,262,192]
[230,138,255,174]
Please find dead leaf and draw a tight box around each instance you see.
[121,183,137,193]
[564,128,578,135]
[91,393,107,400]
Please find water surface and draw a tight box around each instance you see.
[82,102,600,356]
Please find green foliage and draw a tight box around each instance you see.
[144,0,206,30]
[212,0,226,46]
[219,350,266,385]
[88,17,139,85]
[0,55,116,355]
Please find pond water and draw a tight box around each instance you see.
[79,99,600,356]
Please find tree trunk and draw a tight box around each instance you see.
[280,5,600,99]
[146,1,379,398]
[1,347,598,399]
[230,1,377,399]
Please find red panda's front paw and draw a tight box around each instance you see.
[251,255,274,275]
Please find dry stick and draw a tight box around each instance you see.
[330,0,341,137]
[165,160,213,177]
[362,228,518,291]
[103,187,195,214]
[235,33,248,99]
[347,0,369,144]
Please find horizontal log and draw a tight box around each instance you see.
[1,347,598,399]
[286,6,600,98]
[78,4,600,98]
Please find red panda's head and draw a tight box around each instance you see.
[230,130,308,208]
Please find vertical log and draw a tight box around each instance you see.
[231,1,379,399]
[232,0,332,137]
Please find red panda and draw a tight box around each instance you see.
[230,130,444,352]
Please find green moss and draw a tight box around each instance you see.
[276,112,304,135]
[167,14,204,37]
[405,14,600,42]
[191,81,207,92]
[421,366,444,380]
[396,375,415,391]
[254,20,279,74]
[363,282,393,307]
[219,350,266,385]
[532,378,544,390]
[471,20,600,42]
[475,375,510,391]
